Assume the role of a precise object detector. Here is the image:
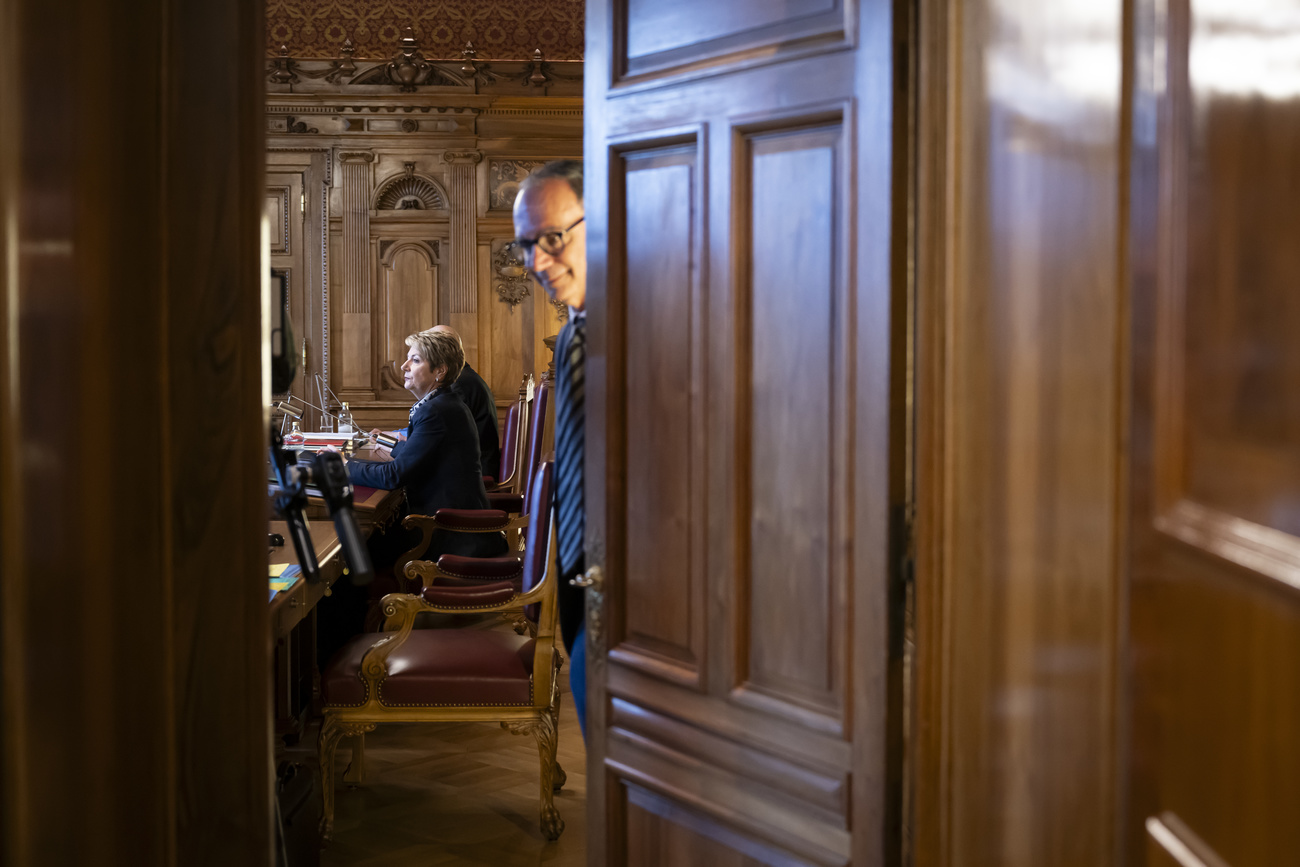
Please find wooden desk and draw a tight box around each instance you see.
[269,443,402,736]
[268,443,403,531]
[269,520,342,639]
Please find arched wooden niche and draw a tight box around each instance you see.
[376,239,440,394]
[374,164,448,211]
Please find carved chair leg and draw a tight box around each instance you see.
[506,713,564,841]
[342,732,366,786]
[318,715,346,840]
[319,718,375,841]
[550,693,566,791]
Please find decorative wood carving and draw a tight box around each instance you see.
[340,151,374,322]
[342,28,471,91]
[376,240,439,396]
[284,115,318,134]
[266,67,579,427]
[374,162,447,210]
[269,43,298,83]
[443,150,483,164]
[489,158,546,210]
[444,150,481,314]
[492,241,530,309]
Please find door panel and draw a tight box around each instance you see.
[268,171,310,417]
[1129,0,1300,862]
[620,141,705,680]
[587,0,898,863]
[743,121,847,729]
[377,242,438,395]
[617,0,851,82]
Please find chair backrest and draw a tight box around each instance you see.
[522,380,552,514]
[495,375,534,492]
[521,460,555,623]
[497,401,520,486]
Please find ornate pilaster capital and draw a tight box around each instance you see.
[339,151,375,164]
[443,150,483,165]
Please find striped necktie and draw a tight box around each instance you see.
[554,317,586,575]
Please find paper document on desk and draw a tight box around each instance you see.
[269,563,301,598]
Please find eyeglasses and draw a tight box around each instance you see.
[510,216,585,259]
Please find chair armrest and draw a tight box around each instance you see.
[433,508,511,531]
[436,554,523,581]
[420,581,516,609]
[486,492,525,513]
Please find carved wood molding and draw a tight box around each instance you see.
[492,242,530,309]
[443,149,483,164]
[374,163,447,210]
[339,150,375,164]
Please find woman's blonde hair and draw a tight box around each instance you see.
[405,328,464,384]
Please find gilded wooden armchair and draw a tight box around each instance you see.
[317,462,566,841]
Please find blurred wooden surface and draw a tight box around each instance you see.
[1126,0,1300,863]
[912,0,1126,863]
[1,0,269,864]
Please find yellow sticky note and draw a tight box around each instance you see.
[269,563,289,578]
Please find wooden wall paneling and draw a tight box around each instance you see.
[266,98,582,426]
[2,0,269,863]
[267,170,309,416]
[1126,0,1300,862]
[483,235,527,422]
[338,150,375,397]
[912,0,1127,863]
[376,241,439,393]
[533,263,565,382]
[444,150,482,349]
[267,149,330,428]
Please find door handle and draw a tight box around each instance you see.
[570,564,602,589]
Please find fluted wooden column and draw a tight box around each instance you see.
[339,151,374,392]
[443,150,482,360]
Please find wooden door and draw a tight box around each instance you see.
[1128,0,1300,863]
[267,171,314,421]
[584,1,901,864]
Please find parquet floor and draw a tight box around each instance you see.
[313,617,587,867]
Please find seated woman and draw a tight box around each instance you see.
[348,328,507,564]
[318,329,505,659]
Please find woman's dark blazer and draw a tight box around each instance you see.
[345,386,504,559]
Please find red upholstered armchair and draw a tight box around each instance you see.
[393,379,552,583]
[318,461,566,841]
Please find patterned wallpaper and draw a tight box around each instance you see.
[267,1,585,61]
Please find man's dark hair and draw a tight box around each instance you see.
[520,159,583,202]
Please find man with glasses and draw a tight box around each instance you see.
[513,160,590,738]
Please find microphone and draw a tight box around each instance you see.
[273,401,303,419]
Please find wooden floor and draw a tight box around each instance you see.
[315,620,587,867]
